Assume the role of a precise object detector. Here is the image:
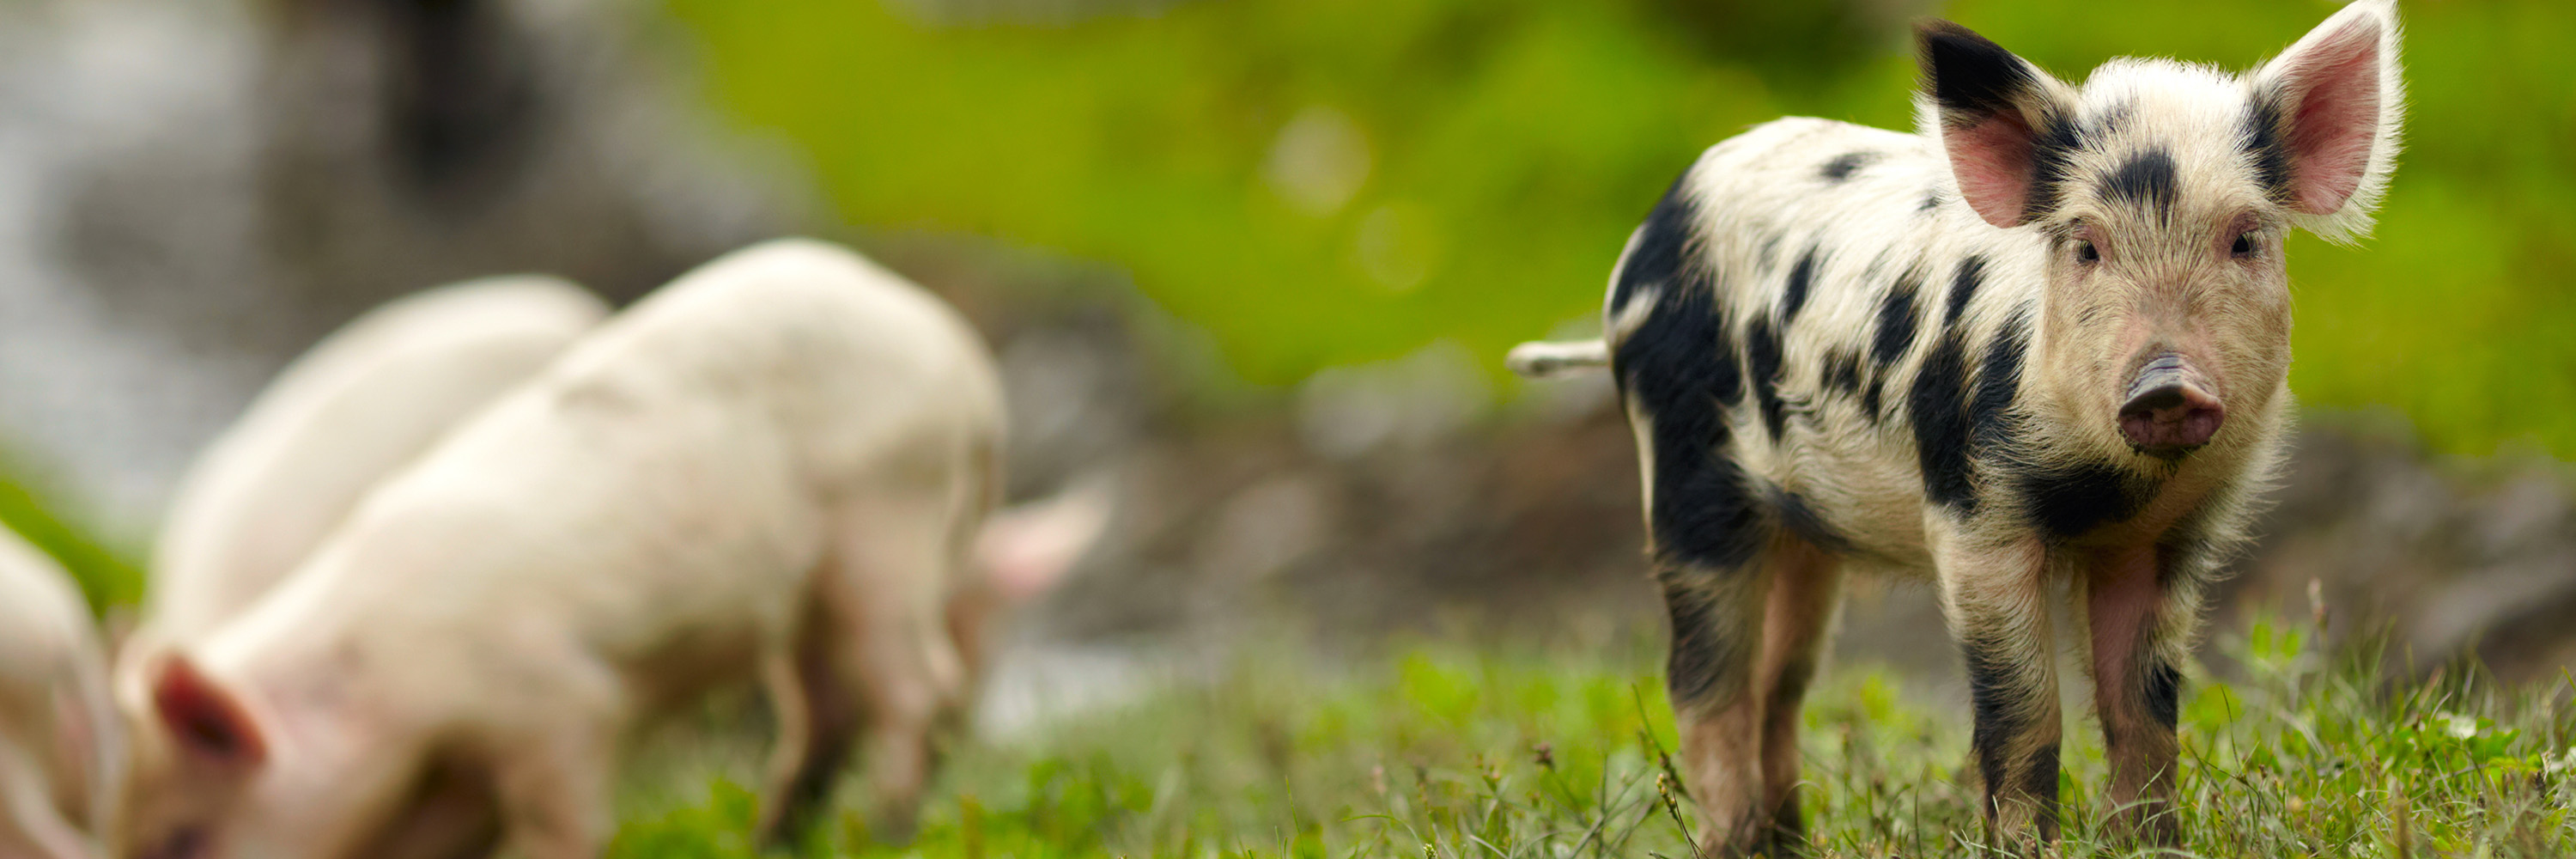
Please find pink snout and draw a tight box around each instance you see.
[2117,353,2223,459]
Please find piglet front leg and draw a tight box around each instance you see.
[2085,545,2190,845]
[1932,533,2059,853]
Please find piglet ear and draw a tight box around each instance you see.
[973,479,1113,602]
[151,655,266,768]
[1916,20,2077,228]
[2250,0,2403,241]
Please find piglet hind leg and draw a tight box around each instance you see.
[814,490,975,846]
[1660,530,1838,858]
[1753,539,1844,855]
[755,636,860,851]
[1931,533,2061,855]
[489,724,618,859]
[2082,544,2196,846]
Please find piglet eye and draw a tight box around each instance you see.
[2075,240,2100,264]
[2231,232,2257,258]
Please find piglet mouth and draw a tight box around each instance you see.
[2117,352,2224,460]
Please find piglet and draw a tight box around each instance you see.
[114,239,1087,859]
[1524,1,2402,853]
[0,527,118,859]
[121,276,607,683]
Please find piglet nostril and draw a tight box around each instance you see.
[2117,352,2224,458]
[2117,382,2225,458]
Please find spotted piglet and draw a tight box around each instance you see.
[1546,2,2401,852]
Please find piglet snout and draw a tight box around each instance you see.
[2117,353,2223,458]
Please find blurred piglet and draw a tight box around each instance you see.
[114,240,1101,859]
[119,276,608,683]
[0,528,118,859]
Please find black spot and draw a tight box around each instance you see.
[1661,576,1749,706]
[2022,115,2088,221]
[2102,149,2179,218]
[1968,307,2032,454]
[1918,21,2037,123]
[1820,151,1876,182]
[1910,332,1976,509]
[2015,461,2143,540]
[1757,234,1783,273]
[1943,254,1987,328]
[1745,316,1788,442]
[1824,350,1863,399]
[1872,267,1923,369]
[1611,172,1697,314]
[1862,375,1886,419]
[1964,637,2035,774]
[2142,661,2182,730]
[1780,247,1822,324]
[2093,100,2137,136]
[1769,484,1852,553]
[1919,190,1943,213]
[1616,287,1761,571]
[2244,95,2295,204]
[2023,742,2063,832]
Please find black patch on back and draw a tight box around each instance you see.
[2015,461,2143,540]
[1873,267,1923,369]
[1919,21,2037,123]
[1767,484,1851,554]
[2142,661,2182,730]
[2244,95,2295,204]
[1968,307,2032,453]
[1780,247,1822,324]
[2102,149,2179,217]
[1616,286,1762,571]
[1862,375,1886,419]
[1910,332,1976,510]
[1611,173,1697,314]
[1820,151,1875,182]
[1823,349,1863,398]
[1744,315,1788,441]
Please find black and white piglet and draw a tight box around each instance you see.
[1516,1,2402,852]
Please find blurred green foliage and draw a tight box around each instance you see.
[0,464,142,612]
[665,0,2576,457]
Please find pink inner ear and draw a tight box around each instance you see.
[2281,19,2382,215]
[153,658,267,766]
[1945,116,2036,228]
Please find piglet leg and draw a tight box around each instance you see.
[2085,545,2185,845]
[823,490,971,845]
[490,704,618,859]
[1934,534,2059,854]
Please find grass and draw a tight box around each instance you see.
[606,616,2576,858]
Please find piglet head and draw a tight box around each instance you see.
[113,656,264,859]
[1918,1,2400,461]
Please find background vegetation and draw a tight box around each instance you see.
[664,0,2576,457]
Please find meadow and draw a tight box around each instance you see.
[610,616,2576,858]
